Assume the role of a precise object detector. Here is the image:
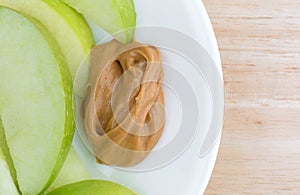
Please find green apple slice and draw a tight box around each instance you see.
[48,180,137,195]
[0,147,19,195]
[0,114,19,192]
[0,0,95,77]
[47,147,91,192]
[0,7,74,195]
[62,0,136,43]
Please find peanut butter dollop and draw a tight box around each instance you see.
[81,40,165,167]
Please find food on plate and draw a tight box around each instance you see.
[0,0,95,77]
[47,180,136,195]
[0,7,74,194]
[0,147,19,195]
[81,40,165,167]
[0,0,148,193]
[61,0,136,44]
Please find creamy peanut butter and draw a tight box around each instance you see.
[81,40,165,167]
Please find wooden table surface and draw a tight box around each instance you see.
[202,0,300,194]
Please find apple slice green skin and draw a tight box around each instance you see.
[0,115,19,192]
[48,180,137,195]
[47,147,91,192]
[0,147,19,195]
[0,7,74,195]
[62,0,136,44]
[0,0,95,77]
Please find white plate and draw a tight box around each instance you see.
[73,0,224,194]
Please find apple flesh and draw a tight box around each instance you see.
[0,0,95,77]
[48,180,136,195]
[0,147,19,195]
[61,0,136,43]
[0,7,74,195]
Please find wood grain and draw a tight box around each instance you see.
[202,0,300,194]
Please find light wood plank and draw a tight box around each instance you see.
[202,0,300,194]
